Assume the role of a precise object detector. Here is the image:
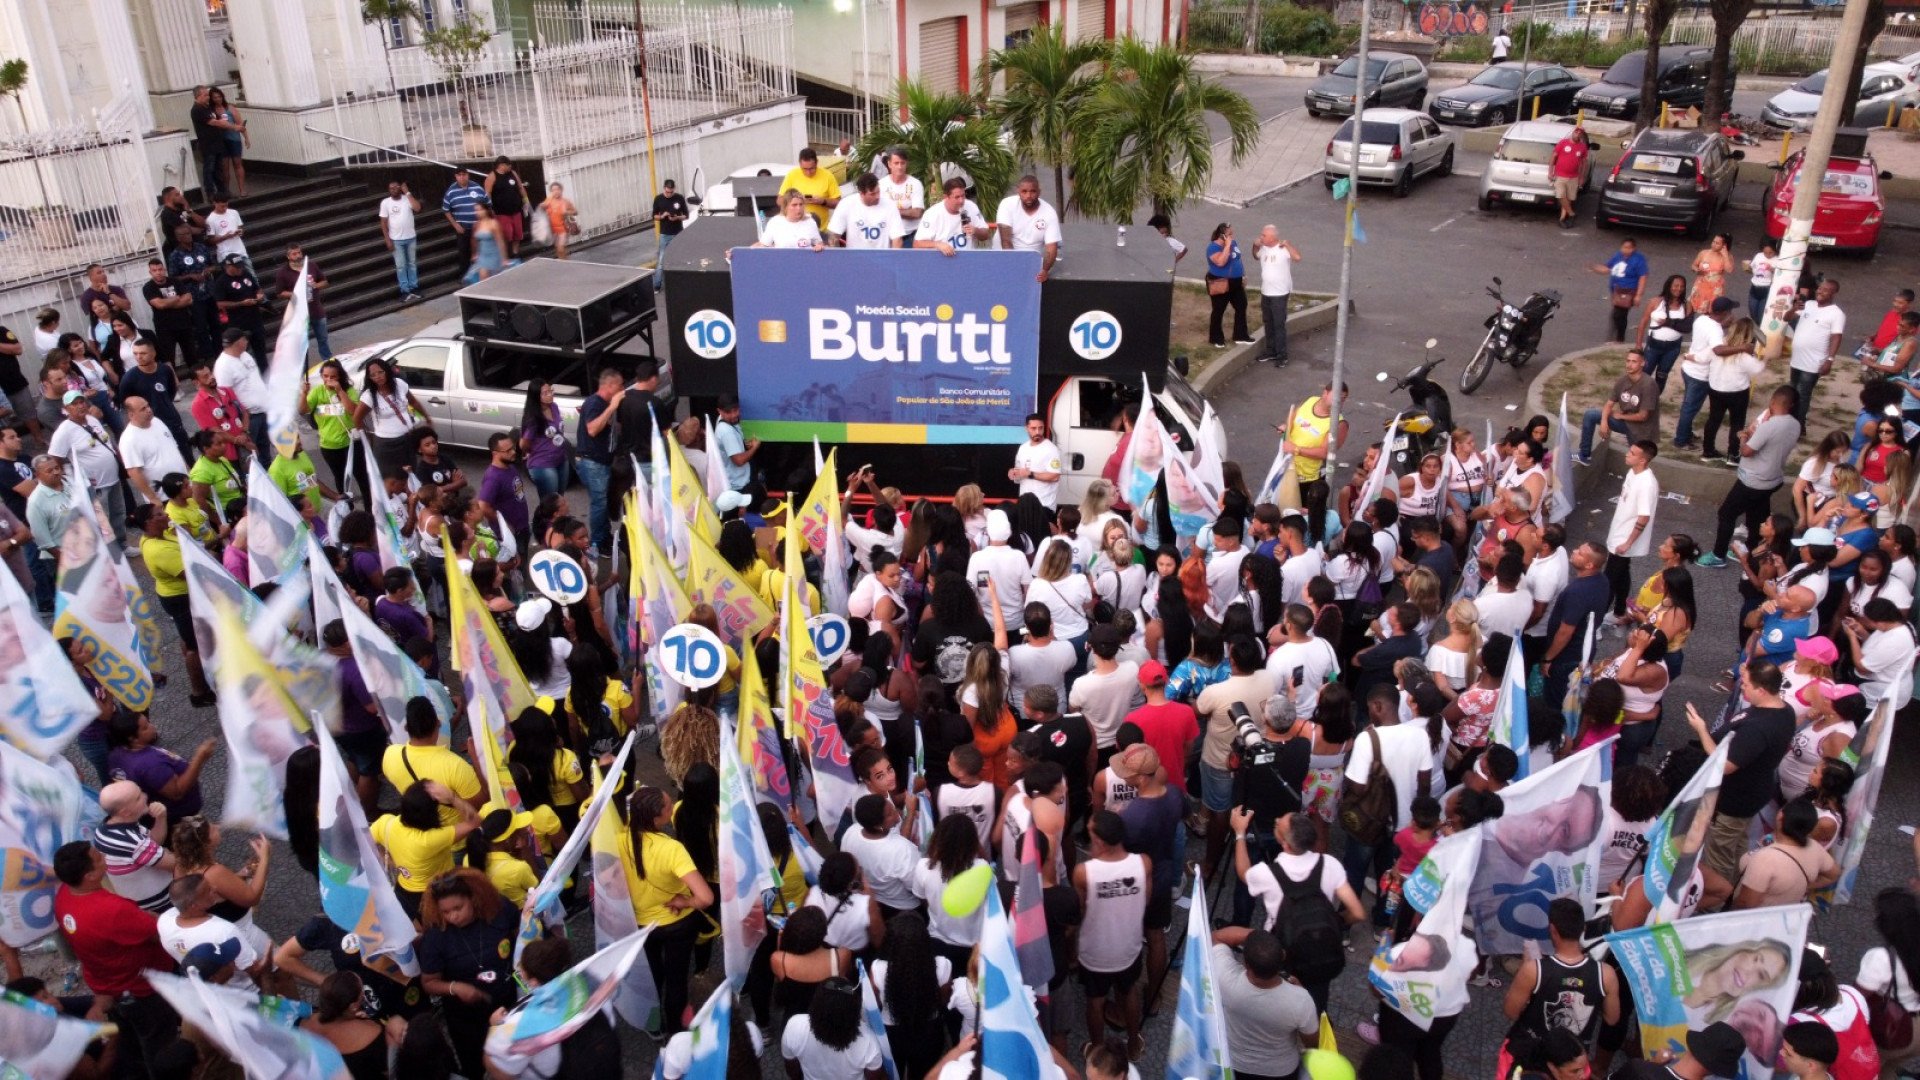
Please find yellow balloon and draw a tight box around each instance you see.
[1303,1050,1356,1080]
[940,863,995,918]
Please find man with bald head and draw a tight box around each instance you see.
[1251,224,1301,367]
[118,395,189,507]
[1745,583,1818,665]
[91,779,176,913]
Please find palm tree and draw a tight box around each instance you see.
[1067,38,1258,223]
[1637,0,1680,130]
[1702,0,1754,123]
[853,81,1017,210]
[0,59,53,214]
[982,26,1111,214]
[362,0,423,93]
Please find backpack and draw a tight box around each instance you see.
[1275,855,1346,984]
[1338,728,1397,847]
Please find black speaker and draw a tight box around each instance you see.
[456,261,655,355]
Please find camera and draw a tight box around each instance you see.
[1228,701,1264,754]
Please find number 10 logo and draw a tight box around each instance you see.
[1070,310,1122,361]
[684,310,736,359]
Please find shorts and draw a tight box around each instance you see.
[1077,953,1143,998]
[1143,883,1174,931]
[1703,811,1752,885]
[496,212,524,244]
[1552,176,1579,201]
[336,729,390,778]
[1200,762,1234,814]
[158,592,196,651]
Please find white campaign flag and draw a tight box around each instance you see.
[0,566,97,758]
[247,456,310,585]
[1549,392,1574,524]
[1118,374,1171,513]
[1353,411,1403,516]
[149,971,349,1080]
[0,989,117,1079]
[178,528,340,734]
[0,742,100,947]
[1369,825,1483,1031]
[1467,738,1613,957]
[309,536,446,742]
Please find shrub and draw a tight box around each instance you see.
[1257,3,1353,56]
[1438,33,1491,62]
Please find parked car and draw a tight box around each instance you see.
[1572,46,1723,123]
[1763,143,1892,257]
[1430,62,1588,127]
[1595,127,1743,237]
[1478,121,1598,211]
[1323,108,1457,197]
[1306,51,1430,118]
[1762,61,1920,131]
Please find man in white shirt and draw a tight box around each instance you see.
[828,172,907,250]
[1011,413,1062,509]
[968,508,1033,628]
[1475,552,1536,640]
[912,177,993,255]
[1205,517,1247,612]
[1007,605,1076,720]
[843,503,905,575]
[47,390,125,541]
[378,179,423,302]
[994,175,1061,282]
[212,327,271,454]
[1675,296,1738,451]
[1340,692,1434,880]
[1491,29,1511,61]
[1786,278,1846,429]
[158,876,263,991]
[877,149,925,224]
[1605,439,1660,619]
[203,192,248,268]
[1251,225,1301,366]
[1069,625,1145,751]
[1276,515,1323,604]
[1265,604,1338,715]
[1524,522,1571,649]
[118,396,189,506]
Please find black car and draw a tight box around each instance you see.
[1596,127,1744,237]
[1572,46,1729,122]
[1305,51,1430,118]
[1429,62,1589,127]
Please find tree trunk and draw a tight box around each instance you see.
[1054,162,1068,219]
[1638,36,1662,129]
[1703,26,1736,122]
[1243,0,1260,53]
[1838,0,1888,124]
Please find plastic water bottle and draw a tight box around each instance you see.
[1116,225,1127,247]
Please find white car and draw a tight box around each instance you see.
[692,162,793,219]
[1762,61,1920,131]
[1478,120,1596,212]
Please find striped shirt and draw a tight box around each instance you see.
[91,821,174,913]
[441,181,490,227]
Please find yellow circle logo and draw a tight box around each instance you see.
[990,304,1008,322]
[935,304,954,321]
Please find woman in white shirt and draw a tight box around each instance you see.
[1425,600,1481,698]
[1636,274,1692,393]
[780,977,886,1080]
[1882,525,1920,594]
[350,357,430,475]
[1027,541,1093,660]
[1093,534,1148,614]
[848,551,909,650]
[1843,550,1913,624]
[1701,317,1767,461]
[1857,890,1920,1075]
[805,852,886,954]
[756,191,825,250]
[1795,431,1851,529]
[867,915,954,1080]
[1078,480,1129,551]
[911,816,987,969]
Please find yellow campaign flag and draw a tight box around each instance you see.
[686,528,775,646]
[209,600,307,838]
[794,449,837,555]
[467,686,519,812]
[738,641,772,761]
[632,502,694,630]
[666,432,721,547]
[443,527,535,717]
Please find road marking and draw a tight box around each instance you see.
[1430,215,1460,232]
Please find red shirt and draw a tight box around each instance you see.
[1551,137,1589,180]
[190,386,246,460]
[1873,308,1905,352]
[54,885,175,996]
[1124,700,1200,794]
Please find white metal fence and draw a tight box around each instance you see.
[0,95,158,291]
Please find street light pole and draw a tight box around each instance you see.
[1759,0,1871,359]
[1330,0,1370,468]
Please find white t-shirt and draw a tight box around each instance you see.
[828,196,906,249]
[844,519,905,573]
[871,956,954,1025]
[205,208,247,260]
[1749,251,1774,288]
[1244,851,1348,932]
[119,423,188,498]
[379,195,418,241]
[1008,638,1077,715]
[1343,722,1434,828]
[1859,624,1916,705]
[1595,805,1654,892]
[914,199,986,250]
[155,912,260,992]
[1682,314,1725,380]
[1475,585,1535,640]
[1789,300,1848,374]
[1608,468,1659,557]
[759,214,823,249]
[1523,548,1570,637]
[48,418,121,490]
[877,174,925,218]
[839,829,923,910]
[804,886,875,952]
[781,1014,883,1079]
[1027,574,1091,640]
[1206,547,1248,613]
[1799,457,1837,503]
[1254,242,1295,297]
[1280,548,1324,605]
[935,784,996,855]
[994,196,1062,252]
[913,858,987,946]
[1069,661,1144,747]
[1491,32,1511,55]
[213,349,269,411]
[967,544,1033,627]
[364,376,416,438]
[1265,637,1338,715]
[1014,439,1063,508]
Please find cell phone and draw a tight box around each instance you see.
[976,572,989,588]
[1293,666,1305,688]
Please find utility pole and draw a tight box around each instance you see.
[1759,0,1871,359]
[1330,0,1370,474]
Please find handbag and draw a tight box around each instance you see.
[1864,952,1915,1049]
[1207,276,1229,296]
[1611,287,1638,309]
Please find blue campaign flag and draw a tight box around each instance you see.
[728,249,1043,445]
[978,887,1053,1080]
[1489,632,1531,779]
[857,961,900,1080]
[1167,873,1232,1080]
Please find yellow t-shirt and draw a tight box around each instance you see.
[773,850,809,915]
[1288,396,1335,484]
[485,850,540,905]
[549,748,584,808]
[166,499,214,546]
[370,815,457,892]
[567,681,634,737]
[381,744,483,826]
[623,830,697,928]
[779,166,840,227]
[141,535,187,598]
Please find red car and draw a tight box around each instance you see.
[1763,149,1892,257]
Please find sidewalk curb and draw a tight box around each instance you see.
[1206,165,1329,210]
[1191,294,1344,395]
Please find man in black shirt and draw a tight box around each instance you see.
[117,338,191,457]
[141,257,199,371]
[612,359,667,470]
[0,323,27,440]
[1620,1020,1745,1080]
[157,187,204,256]
[187,85,228,198]
[482,156,528,258]
[1021,685,1095,832]
[1687,658,1794,908]
[1399,516,1457,595]
[167,225,220,356]
[275,915,428,1020]
[215,255,267,360]
[1542,541,1611,708]
[650,179,689,291]
[273,242,333,361]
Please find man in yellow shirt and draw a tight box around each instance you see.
[780,148,840,228]
[381,698,482,825]
[1280,380,1350,543]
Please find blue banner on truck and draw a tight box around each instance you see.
[728,248,1042,444]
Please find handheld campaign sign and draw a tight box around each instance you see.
[659,622,728,690]
[807,613,851,666]
[528,550,589,606]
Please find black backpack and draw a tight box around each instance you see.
[1275,855,1346,984]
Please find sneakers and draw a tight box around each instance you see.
[1695,553,1729,568]
[1254,354,1271,364]
[403,292,423,303]
[1575,453,1592,467]
[1233,336,1257,345]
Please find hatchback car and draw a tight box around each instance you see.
[1595,127,1743,236]
[1323,108,1457,196]
[1430,62,1588,127]
[1572,46,1724,123]
[1762,61,1920,131]
[1764,144,1892,256]
[1306,51,1430,118]
[1478,121,1597,211]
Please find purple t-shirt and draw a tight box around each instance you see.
[348,549,385,602]
[479,465,529,536]
[522,405,568,470]
[338,655,381,734]
[374,597,432,647]
[107,745,202,817]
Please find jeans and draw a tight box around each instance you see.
[391,238,419,295]
[247,413,271,461]
[1702,387,1749,459]
[1673,373,1709,447]
[1788,367,1820,430]
[1645,336,1684,395]
[654,231,676,291]
[529,459,571,501]
[28,545,54,611]
[1579,408,1631,459]
[200,148,225,197]
[1260,292,1290,363]
[1605,552,1634,617]
[1615,717,1660,770]
[1713,479,1780,559]
[310,316,333,361]
[1381,1006,1460,1080]
[1749,283,1770,323]
[577,456,612,552]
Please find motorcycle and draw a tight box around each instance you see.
[1384,339,1454,477]
[1459,276,1562,394]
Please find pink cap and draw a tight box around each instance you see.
[1794,636,1839,665]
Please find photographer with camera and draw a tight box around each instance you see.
[1223,686,1313,927]
[1194,636,1277,882]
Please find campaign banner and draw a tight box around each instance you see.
[1824,697,1896,908]
[179,530,339,736]
[51,497,154,713]
[1606,905,1810,1080]
[1168,873,1232,1077]
[1647,739,1731,924]
[1467,738,1612,956]
[0,567,97,759]
[1371,825,1483,1031]
[1117,376,1171,513]
[149,971,349,1080]
[514,733,635,965]
[314,725,419,977]
[0,988,114,1078]
[717,713,775,989]
[730,248,1042,445]
[0,742,100,947]
[209,602,307,839]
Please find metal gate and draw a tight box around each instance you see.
[919,17,964,95]
[1075,0,1107,41]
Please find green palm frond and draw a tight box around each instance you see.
[854,81,1017,207]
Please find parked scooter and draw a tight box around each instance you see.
[1384,338,1453,477]
[1459,276,1563,394]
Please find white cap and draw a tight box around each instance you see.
[715,490,752,513]
[986,508,1012,542]
[515,597,554,630]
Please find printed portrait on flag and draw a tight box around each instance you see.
[1822,698,1895,908]
[1645,741,1728,923]
[1118,385,1170,513]
[1468,740,1611,955]
[53,504,154,712]
[1370,826,1482,1031]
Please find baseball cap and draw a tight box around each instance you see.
[481,804,534,844]
[222,253,246,265]
[221,327,250,346]
[181,938,242,978]
[986,508,1012,543]
[1117,743,1160,779]
[1710,297,1740,314]
[1811,679,1861,703]
[1687,1021,1749,1078]
[1851,491,1882,513]
[1087,623,1122,649]
[1794,635,1838,664]
[61,389,84,405]
[1792,527,1837,548]
[1138,660,1169,688]
[715,490,751,513]
[515,597,554,631]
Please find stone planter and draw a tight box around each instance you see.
[1368,36,1437,63]
[461,124,493,157]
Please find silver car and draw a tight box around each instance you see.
[1478,120,1596,212]
[1762,61,1920,131]
[1322,108,1456,197]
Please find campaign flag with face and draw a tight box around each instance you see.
[686,528,775,646]
[0,742,100,947]
[209,601,306,839]
[1168,872,1232,1080]
[51,495,153,712]
[822,499,850,620]
[445,528,535,716]
[1162,441,1223,542]
[313,724,419,977]
[627,499,691,729]
[179,530,338,733]
[1467,738,1612,957]
[717,713,776,988]
[737,639,791,807]
[785,819,824,888]
[1487,632,1532,781]
[1606,905,1811,1080]
[0,567,96,758]
[1548,392,1575,523]
[977,886,1054,1080]
[0,988,114,1079]
[246,456,311,587]
[784,560,857,836]
[1370,825,1484,1031]
[1647,739,1731,925]
[1255,442,1295,509]
[489,931,649,1059]
[514,732,635,964]
[264,260,311,461]
[1194,399,1227,497]
[1119,375,1170,512]
[589,785,639,950]
[1822,697,1895,908]
[149,970,349,1080]
[310,539,443,744]
[1560,614,1598,744]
